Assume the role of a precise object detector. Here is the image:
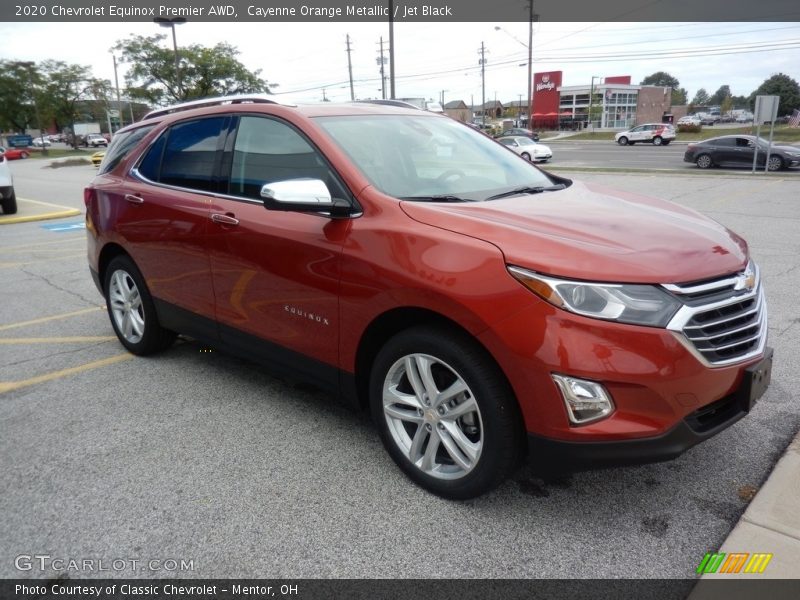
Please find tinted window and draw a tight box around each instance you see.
[99,125,155,175]
[499,139,514,146]
[711,138,736,147]
[227,116,345,201]
[139,117,225,192]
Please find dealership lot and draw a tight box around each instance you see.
[1,159,798,578]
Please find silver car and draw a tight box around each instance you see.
[0,151,17,214]
[497,136,553,162]
[614,123,676,146]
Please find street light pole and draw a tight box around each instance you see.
[527,1,534,130]
[111,54,122,129]
[588,75,600,131]
[154,17,186,99]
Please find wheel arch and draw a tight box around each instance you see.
[97,242,131,292]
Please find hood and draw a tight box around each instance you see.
[399,180,748,284]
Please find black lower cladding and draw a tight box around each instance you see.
[528,348,774,472]
[151,298,359,407]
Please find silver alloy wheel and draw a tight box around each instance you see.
[696,154,712,169]
[108,269,145,344]
[382,353,483,480]
[652,136,663,146]
[767,156,783,171]
[617,137,628,146]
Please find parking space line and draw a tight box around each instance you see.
[0,236,84,252]
[0,353,133,395]
[0,336,116,344]
[0,306,104,332]
[0,252,87,268]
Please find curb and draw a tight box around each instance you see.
[0,198,82,225]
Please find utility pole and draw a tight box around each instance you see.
[478,42,488,127]
[518,93,523,127]
[322,88,328,102]
[112,54,122,129]
[440,90,447,106]
[527,0,535,129]
[376,37,387,100]
[346,34,355,101]
[388,0,396,98]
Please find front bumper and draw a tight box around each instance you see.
[527,346,773,472]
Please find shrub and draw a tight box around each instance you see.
[677,124,702,134]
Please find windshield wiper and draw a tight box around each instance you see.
[400,195,472,203]
[485,184,566,201]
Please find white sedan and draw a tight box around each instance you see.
[32,137,51,147]
[497,136,553,162]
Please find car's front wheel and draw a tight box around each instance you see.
[521,152,531,161]
[617,136,628,146]
[370,326,522,499]
[767,155,784,171]
[104,255,176,355]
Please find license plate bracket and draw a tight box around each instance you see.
[740,347,773,412]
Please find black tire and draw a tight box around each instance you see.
[767,155,784,171]
[521,152,531,161]
[662,140,671,146]
[1,189,18,215]
[20,151,29,159]
[652,136,663,146]
[104,255,175,355]
[696,154,713,169]
[369,326,522,499]
[617,136,628,146]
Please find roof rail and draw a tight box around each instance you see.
[354,99,423,110]
[143,94,296,120]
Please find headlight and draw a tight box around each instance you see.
[508,266,681,327]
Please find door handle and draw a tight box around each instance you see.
[124,194,144,204]
[211,213,239,226]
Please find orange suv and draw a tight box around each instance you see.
[85,95,772,498]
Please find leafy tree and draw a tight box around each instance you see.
[0,60,45,133]
[671,87,688,105]
[691,88,710,106]
[113,34,272,105]
[749,73,800,116]
[709,85,731,106]
[37,60,111,147]
[721,95,734,115]
[640,71,679,88]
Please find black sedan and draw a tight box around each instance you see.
[495,127,540,142]
[684,135,800,171]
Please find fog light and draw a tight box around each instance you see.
[551,374,615,425]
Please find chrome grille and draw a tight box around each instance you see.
[664,263,768,367]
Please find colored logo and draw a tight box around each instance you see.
[696,552,772,574]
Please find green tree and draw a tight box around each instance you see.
[640,71,679,88]
[37,60,111,147]
[691,88,710,106]
[671,88,688,105]
[709,85,731,106]
[0,60,44,133]
[113,34,272,105]
[721,95,734,115]
[749,73,800,116]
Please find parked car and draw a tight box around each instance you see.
[495,127,540,142]
[0,153,17,214]
[735,114,753,123]
[684,135,800,171]
[0,146,30,160]
[615,123,676,146]
[496,135,552,162]
[85,133,108,148]
[90,151,105,167]
[677,115,701,127]
[85,95,772,499]
[699,115,718,126]
[32,137,51,147]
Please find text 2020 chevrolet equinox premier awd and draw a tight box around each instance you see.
[85,96,773,499]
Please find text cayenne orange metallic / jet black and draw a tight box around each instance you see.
[85,96,772,499]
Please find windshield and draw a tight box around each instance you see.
[315,115,556,201]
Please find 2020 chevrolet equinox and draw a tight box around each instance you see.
[85,95,773,498]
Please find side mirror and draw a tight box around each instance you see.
[260,178,352,217]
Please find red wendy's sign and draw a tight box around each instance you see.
[532,71,562,118]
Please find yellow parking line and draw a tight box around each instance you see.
[0,208,82,225]
[0,353,133,394]
[0,252,86,268]
[0,236,84,251]
[0,306,104,332]
[0,336,116,344]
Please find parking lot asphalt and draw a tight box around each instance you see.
[1,163,798,580]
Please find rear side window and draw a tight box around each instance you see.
[137,117,226,192]
[99,125,155,175]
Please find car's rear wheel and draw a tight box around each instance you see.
[1,189,17,215]
[617,136,628,146]
[652,136,663,146]
[370,326,522,499]
[696,154,713,169]
[104,255,176,355]
[20,151,29,159]
[521,152,531,161]
[767,156,784,171]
